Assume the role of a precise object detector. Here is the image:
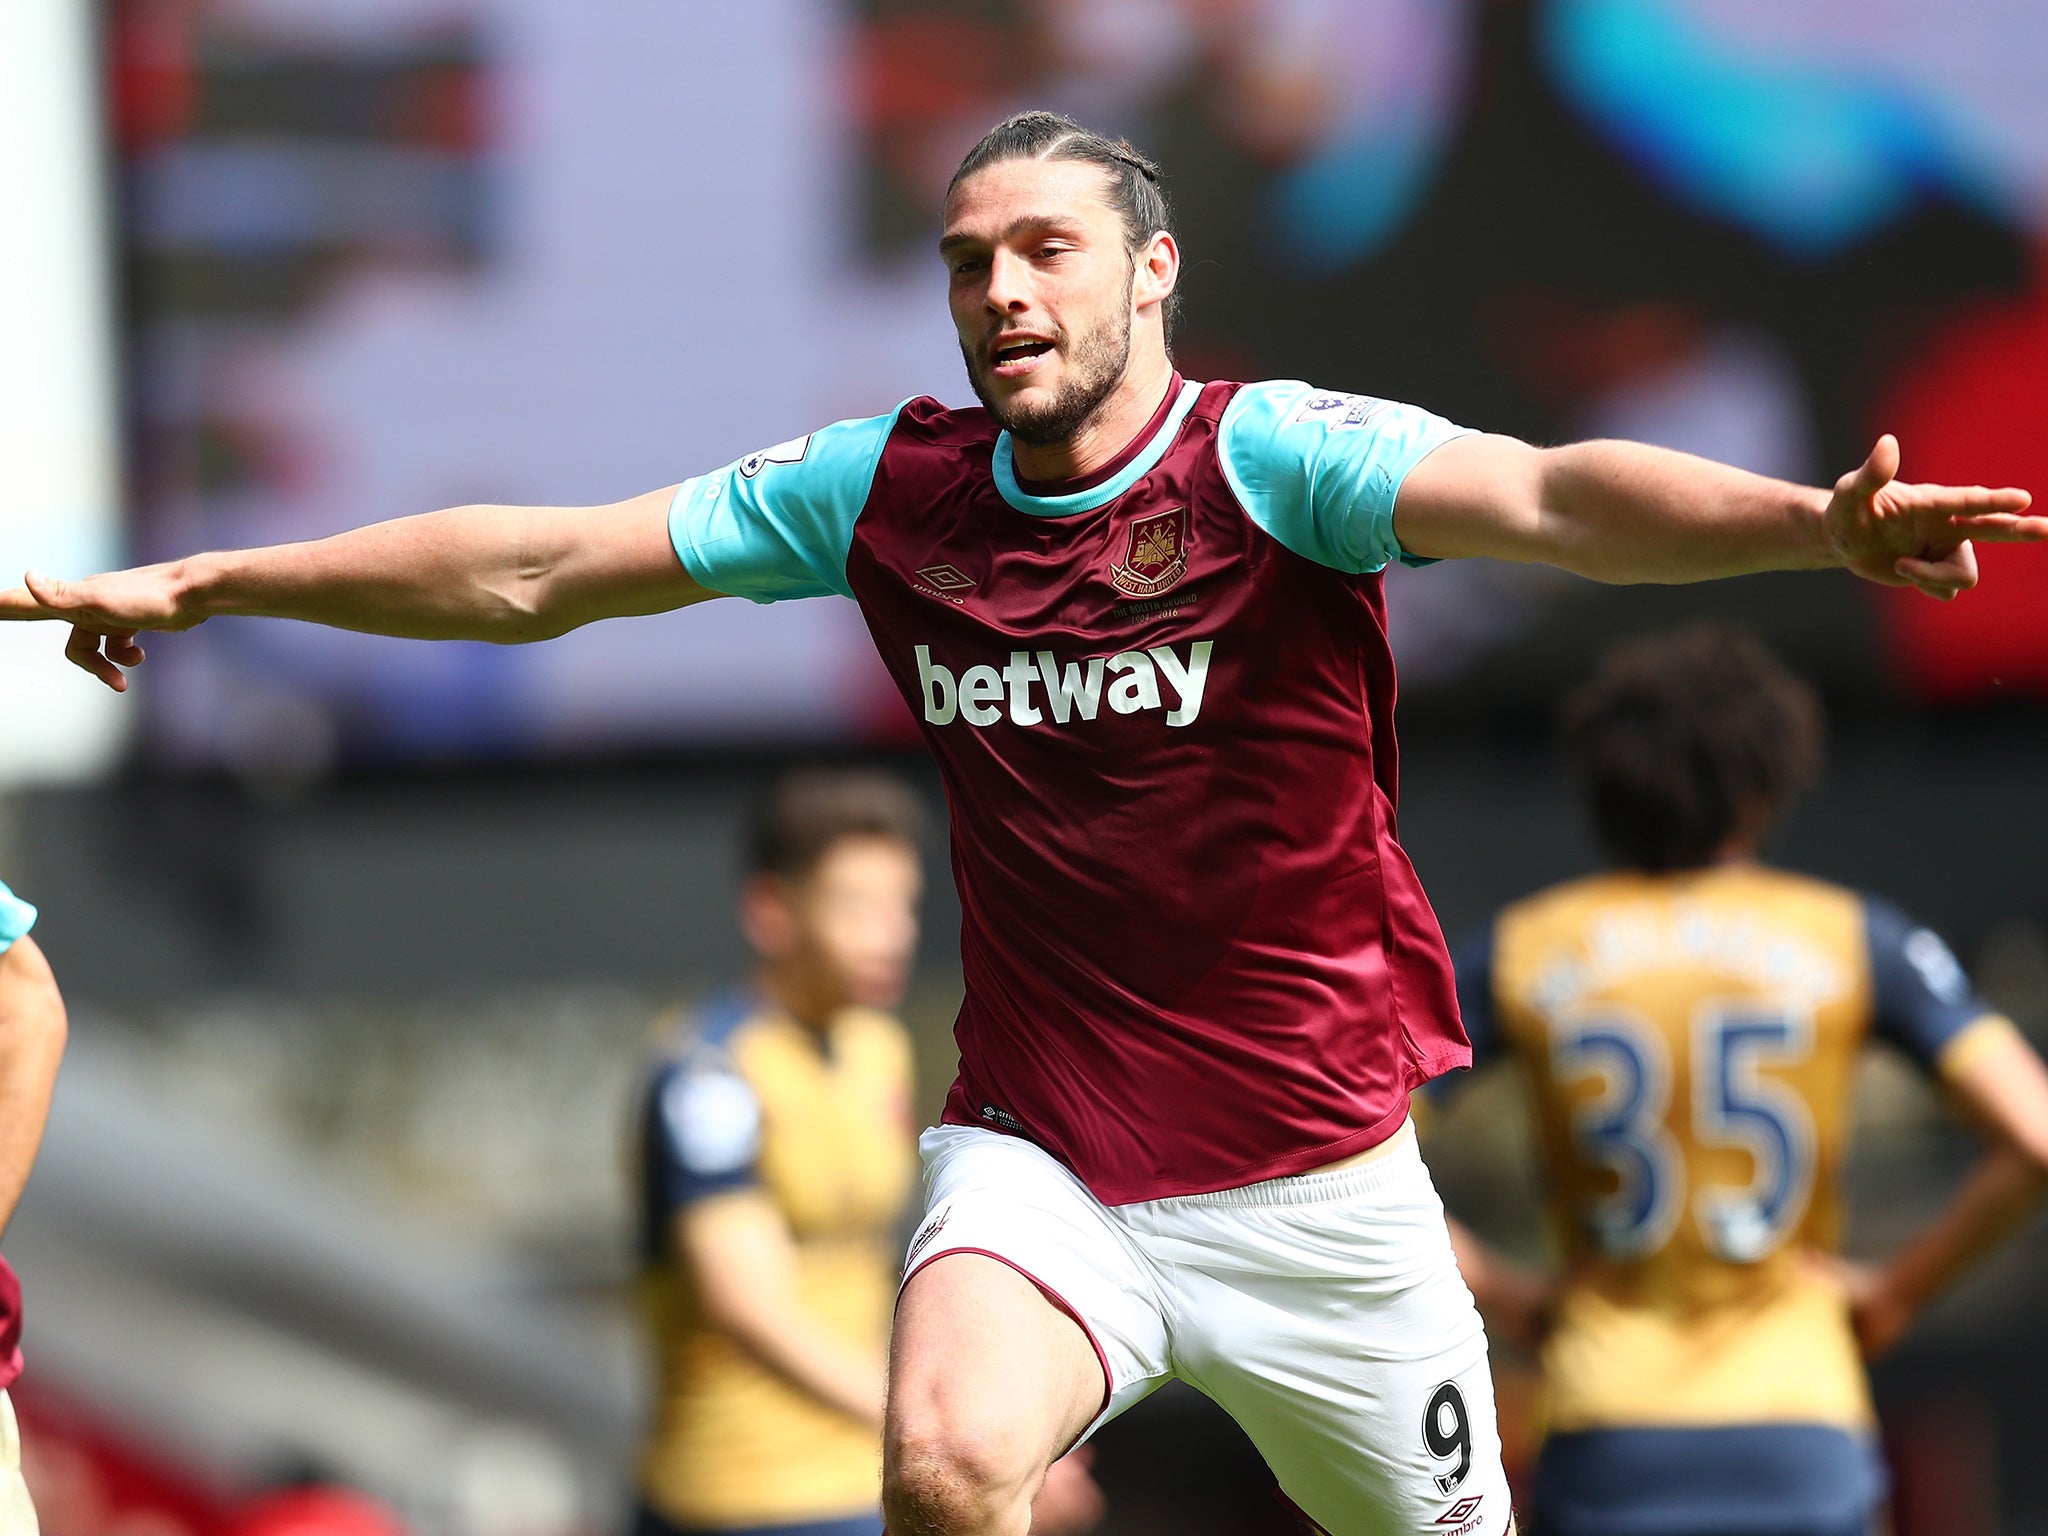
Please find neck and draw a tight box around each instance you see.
[1008,348,1176,483]
[756,966,834,1036]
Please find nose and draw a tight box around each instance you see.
[984,246,1030,315]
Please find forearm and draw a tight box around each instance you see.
[1533,440,1836,583]
[1875,1144,2046,1321]
[0,942,67,1236]
[681,1196,887,1426]
[710,1296,887,1426]
[1445,1215,1552,1348]
[1398,434,1837,582]
[180,493,693,641]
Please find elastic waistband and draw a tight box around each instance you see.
[1145,1119,1422,1209]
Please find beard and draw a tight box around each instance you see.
[962,294,1134,447]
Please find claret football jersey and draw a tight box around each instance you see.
[671,376,1475,1202]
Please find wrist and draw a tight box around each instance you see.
[1802,485,1841,569]
[172,550,235,617]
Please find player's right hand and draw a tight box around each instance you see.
[0,565,203,692]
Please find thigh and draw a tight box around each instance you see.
[890,1254,1103,1479]
[891,1127,1173,1461]
[1156,1149,1513,1535]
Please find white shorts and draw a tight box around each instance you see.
[0,1392,35,1536]
[903,1119,1510,1536]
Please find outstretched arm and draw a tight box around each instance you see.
[1395,433,2041,599]
[0,936,66,1239]
[0,486,717,691]
[1833,1025,2048,1358]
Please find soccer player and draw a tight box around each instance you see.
[635,768,1097,1536]
[1442,627,2048,1536]
[4,110,2044,1536]
[0,877,69,1536]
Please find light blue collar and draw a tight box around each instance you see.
[992,378,1204,517]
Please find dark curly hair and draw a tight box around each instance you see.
[947,110,1183,343]
[1562,626,1823,873]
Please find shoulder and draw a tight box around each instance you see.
[833,1006,914,1076]
[645,1015,768,1182]
[891,396,999,449]
[1495,873,1624,940]
[1216,379,1415,448]
[1858,891,1973,1004]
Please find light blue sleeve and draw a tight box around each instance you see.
[1217,379,1475,573]
[0,881,36,953]
[668,404,908,603]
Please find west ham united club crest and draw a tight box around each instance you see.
[1110,507,1190,598]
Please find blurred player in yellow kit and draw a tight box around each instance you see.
[0,877,69,1536]
[631,770,1102,1536]
[1445,628,2048,1536]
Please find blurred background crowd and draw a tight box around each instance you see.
[2,1,2046,1534]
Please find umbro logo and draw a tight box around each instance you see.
[1434,1495,1485,1532]
[917,564,975,591]
[913,564,976,605]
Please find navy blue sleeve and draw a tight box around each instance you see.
[637,1052,764,1258]
[1864,895,1996,1073]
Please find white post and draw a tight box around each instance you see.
[0,0,126,785]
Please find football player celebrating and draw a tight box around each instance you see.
[6,111,2044,1536]
[0,877,69,1536]
[1443,628,2048,1536]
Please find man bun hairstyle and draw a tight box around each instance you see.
[1561,626,1823,874]
[948,110,1183,342]
[748,768,926,881]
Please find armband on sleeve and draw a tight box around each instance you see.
[668,404,907,603]
[1217,379,1474,575]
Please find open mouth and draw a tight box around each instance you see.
[991,337,1055,374]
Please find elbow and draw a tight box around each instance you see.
[2009,1129,2048,1185]
[0,945,68,1061]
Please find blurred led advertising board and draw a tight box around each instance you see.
[110,0,2048,773]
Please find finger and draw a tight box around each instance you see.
[22,570,78,613]
[1897,546,1977,600]
[1849,434,1901,499]
[0,583,61,620]
[63,624,128,692]
[1947,510,2048,542]
[105,631,147,667]
[1893,483,2034,517]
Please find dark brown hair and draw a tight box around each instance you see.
[748,769,925,880]
[947,110,1183,342]
[1561,626,1823,873]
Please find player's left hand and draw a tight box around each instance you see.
[1029,1447,1107,1536]
[1824,436,2040,601]
[1817,1255,1915,1359]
